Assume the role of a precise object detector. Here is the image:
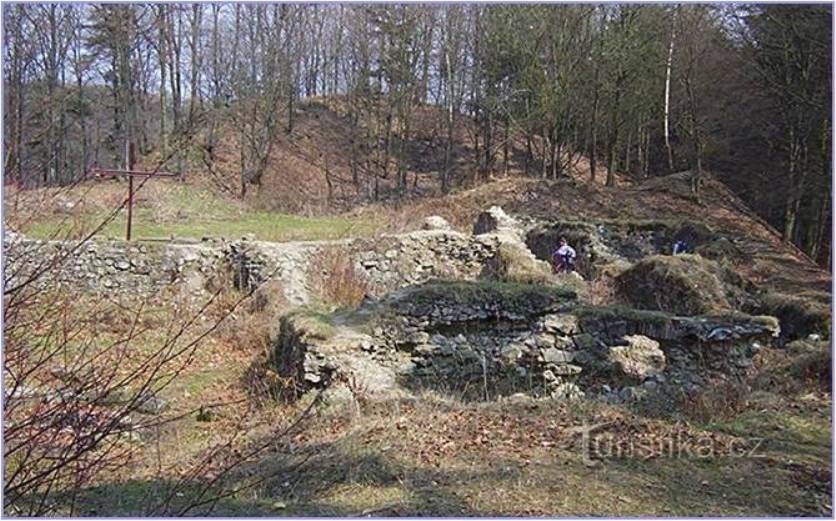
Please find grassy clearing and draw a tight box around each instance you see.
[13,181,381,243]
[22,208,379,243]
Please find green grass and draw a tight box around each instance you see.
[23,209,379,243]
[18,183,381,243]
[708,408,832,465]
[284,307,339,340]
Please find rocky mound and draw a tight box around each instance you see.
[272,279,780,405]
[615,254,754,315]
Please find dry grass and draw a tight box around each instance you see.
[308,246,369,309]
[481,241,553,285]
[754,340,832,395]
[584,274,620,306]
[615,254,745,315]
[680,380,752,424]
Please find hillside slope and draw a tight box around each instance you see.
[163,98,627,214]
[358,171,830,296]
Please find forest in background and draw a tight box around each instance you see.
[2,4,831,265]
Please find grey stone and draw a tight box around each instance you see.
[619,386,647,402]
[608,335,666,381]
[405,331,430,345]
[136,394,168,415]
[542,314,579,335]
[422,216,452,231]
[506,392,533,404]
[533,333,556,349]
[542,348,575,364]
[499,343,524,365]
[551,382,584,400]
[473,206,522,237]
[414,344,438,356]
[550,364,582,376]
[572,333,600,351]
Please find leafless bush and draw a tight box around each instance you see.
[2,145,303,515]
[680,380,751,423]
[308,246,369,309]
[213,280,288,365]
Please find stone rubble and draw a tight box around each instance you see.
[274,279,780,405]
[6,205,796,408]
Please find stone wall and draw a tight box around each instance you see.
[3,234,222,296]
[3,228,502,304]
[272,280,781,404]
[170,230,503,305]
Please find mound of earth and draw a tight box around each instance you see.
[615,254,755,315]
[755,291,831,340]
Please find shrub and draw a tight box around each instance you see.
[755,291,830,340]
[681,380,751,423]
[583,261,631,306]
[309,246,369,309]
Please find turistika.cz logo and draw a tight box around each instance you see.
[577,421,766,465]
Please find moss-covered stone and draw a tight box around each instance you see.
[384,280,577,323]
[480,241,554,285]
[754,291,831,340]
[576,305,779,342]
[615,254,751,315]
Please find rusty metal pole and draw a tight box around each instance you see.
[126,141,136,241]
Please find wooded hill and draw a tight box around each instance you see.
[3,4,831,264]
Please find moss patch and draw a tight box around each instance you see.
[480,241,553,285]
[388,280,576,313]
[754,291,831,340]
[615,254,750,315]
[284,307,338,340]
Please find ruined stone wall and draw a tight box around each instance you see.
[3,235,223,296]
[217,230,502,305]
[3,229,501,304]
[272,281,781,405]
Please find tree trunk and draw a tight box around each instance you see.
[624,128,632,174]
[684,72,703,202]
[664,8,677,173]
[589,70,600,182]
[782,129,802,242]
[503,116,509,177]
[188,4,202,125]
[158,7,168,156]
[606,84,620,187]
[442,41,454,193]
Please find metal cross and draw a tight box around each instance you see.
[91,141,177,241]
